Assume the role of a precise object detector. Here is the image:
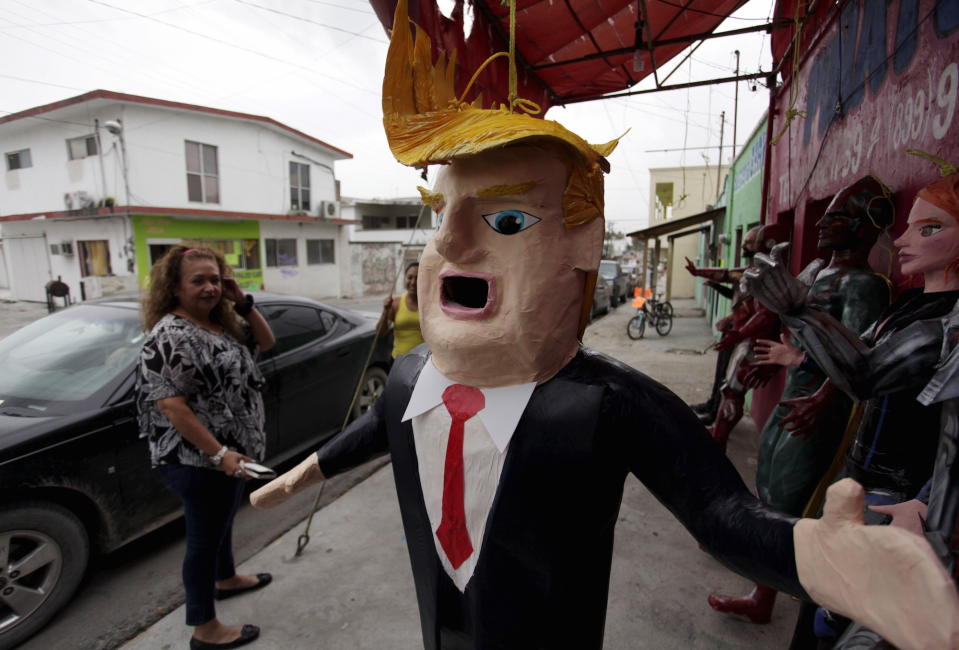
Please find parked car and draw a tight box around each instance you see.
[599,259,628,306]
[0,293,392,648]
[590,276,612,320]
[621,263,639,298]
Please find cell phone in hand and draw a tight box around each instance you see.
[238,460,277,480]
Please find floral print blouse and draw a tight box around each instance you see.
[136,314,266,468]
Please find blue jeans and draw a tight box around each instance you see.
[158,464,245,626]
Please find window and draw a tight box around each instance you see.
[259,304,328,355]
[181,238,261,270]
[5,149,31,170]
[395,215,421,229]
[306,239,335,264]
[290,162,311,212]
[185,141,219,203]
[78,240,112,276]
[361,215,391,230]
[265,238,297,266]
[319,310,337,332]
[67,135,98,160]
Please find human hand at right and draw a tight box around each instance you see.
[383,294,394,311]
[685,257,700,277]
[250,454,325,508]
[794,479,959,650]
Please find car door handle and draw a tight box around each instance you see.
[336,349,351,357]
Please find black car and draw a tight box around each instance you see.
[0,293,391,648]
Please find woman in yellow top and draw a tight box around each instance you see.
[378,262,424,357]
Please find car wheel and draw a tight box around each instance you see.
[352,366,388,419]
[0,502,89,649]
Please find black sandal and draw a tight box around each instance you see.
[214,573,272,601]
[189,624,259,649]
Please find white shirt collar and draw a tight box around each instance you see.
[401,356,537,453]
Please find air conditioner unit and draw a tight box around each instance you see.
[317,200,340,220]
[61,241,75,256]
[63,191,96,211]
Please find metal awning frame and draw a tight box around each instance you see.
[556,12,792,107]
[627,206,725,240]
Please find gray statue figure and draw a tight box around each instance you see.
[708,176,893,624]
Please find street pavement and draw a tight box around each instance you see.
[116,298,799,650]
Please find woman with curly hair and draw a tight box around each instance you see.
[137,246,275,649]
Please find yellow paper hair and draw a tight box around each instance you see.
[382,0,619,196]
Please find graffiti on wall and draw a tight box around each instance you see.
[734,129,766,193]
[803,0,959,146]
[773,0,959,208]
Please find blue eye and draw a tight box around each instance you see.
[482,210,541,235]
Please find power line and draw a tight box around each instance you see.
[231,0,386,43]
[84,0,379,97]
[0,107,93,127]
[4,2,225,104]
[295,0,376,15]
[0,0,217,28]
[0,72,87,93]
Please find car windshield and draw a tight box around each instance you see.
[599,261,618,279]
[0,304,144,414]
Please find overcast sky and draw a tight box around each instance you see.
[0,0,775,231]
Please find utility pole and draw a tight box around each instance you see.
[732,49,740,160]
[716,110,725,200]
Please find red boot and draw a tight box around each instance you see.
[707,583,777,624]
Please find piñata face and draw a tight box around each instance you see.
[894,197,959,278]
[418,145,601,386]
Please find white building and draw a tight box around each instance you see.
[646,164,727,299]
[341,196,433,297]
[0,89,353,302]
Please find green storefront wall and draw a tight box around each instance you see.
[706,115,768,325]
[131,215,263,289]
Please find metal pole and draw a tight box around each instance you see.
[732,50,740,160]
[94,119,108,203]
[716,111,725,199]
[117,119,131,209]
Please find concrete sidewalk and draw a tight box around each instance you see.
[122,301,799,649]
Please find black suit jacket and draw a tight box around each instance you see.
[317,346,803,649]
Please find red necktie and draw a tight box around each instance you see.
[435,384,485,569]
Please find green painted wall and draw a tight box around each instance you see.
[131,215,262,288]
[706,116,767,327]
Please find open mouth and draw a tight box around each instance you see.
[439,271,494,319]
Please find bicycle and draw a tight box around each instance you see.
[646,294,674,319]
[626,293,673,339]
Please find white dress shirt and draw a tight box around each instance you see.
[402,356,537,591]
